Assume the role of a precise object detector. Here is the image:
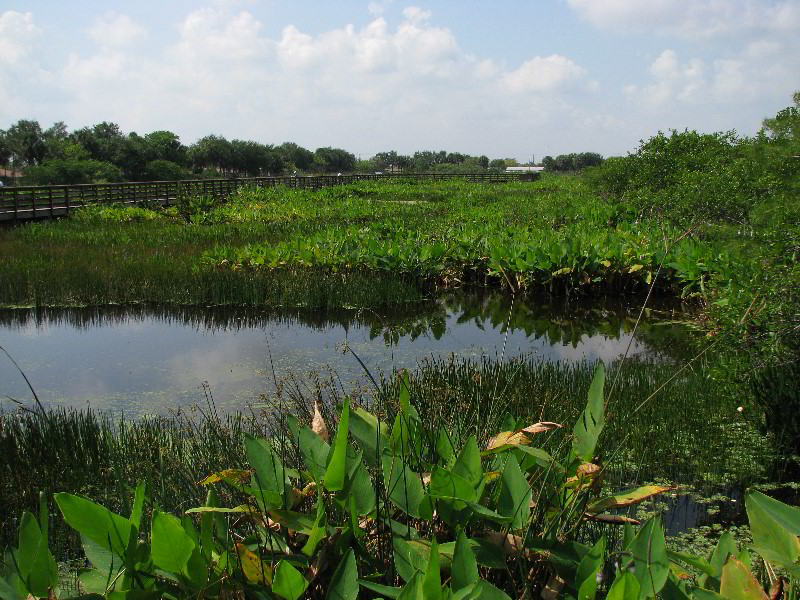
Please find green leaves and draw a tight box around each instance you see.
[245,433,286,508]
[327,548,358,600]
[150,510,195,576]
[451,531,479,592]
[570,363,605,465]
[497,454,531,530]
[628,516,668,599]
[745,490,800,574]
[272,560,309,600]
[325,396,350,492]
[383,451,426,518]
[54,493,134,559]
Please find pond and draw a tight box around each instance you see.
[0,291,692,416]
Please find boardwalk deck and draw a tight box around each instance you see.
[0,172,536,223]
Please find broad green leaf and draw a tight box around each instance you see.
[578,572,598,600]
[438,537,508,569]
[245,434,285,506]
[451,530,479,592]
[470,580,512,600]
[397,572,424,600]
[382,451,426,518]
[570,363,605,464]
[745,490,800,569]
[358,579,403,599]
[298,426,331,481]
[629,515,668,599]
[429,467,476,506]
[661,572,693,600]
[575,536,605,589]
[0,577,23,600]
[513,445,565,474]
[272,560,309,600]
[325,396,350,492]
[130,481,146,531]
[55,493,133,559]
[151,510,195,576]
[435,428,456,467]
[452,436,482,489]
[422,538,441,600]
[348,406,389,468]
[327,548,358,600]
[301,487,326,557]
[606,571,639,600]
[17,511,57,598]
[667,549,716,577]
[745,490,800,534]
[719,556,769,600]
[497,454,531,530]
[81,534,117,575]
[700,531,737,591]
[587,485,674,514]
[338,458,376,516]
[394,536,428,583]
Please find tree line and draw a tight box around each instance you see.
[0,118,603,185]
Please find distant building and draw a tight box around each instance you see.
[505,166,545,173]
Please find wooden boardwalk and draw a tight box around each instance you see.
[0,172,536,223]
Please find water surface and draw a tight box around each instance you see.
[0,292,690,416]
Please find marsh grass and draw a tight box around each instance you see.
[0,353,770,560]
[0,177,731,308]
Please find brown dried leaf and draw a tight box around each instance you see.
[520,421,562,436]
[583,512,641,525]
[312,400,329,442]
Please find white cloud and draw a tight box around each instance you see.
[87,13,147,47]
[0,11,41,65]
[503,55,587,94]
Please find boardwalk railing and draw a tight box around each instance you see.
[0,172,536,223]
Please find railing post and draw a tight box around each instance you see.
[64,187,70,215]
[13,188,19,223]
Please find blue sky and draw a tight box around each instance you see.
[1,0,798,160]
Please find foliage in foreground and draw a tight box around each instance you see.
[3,365,797,599]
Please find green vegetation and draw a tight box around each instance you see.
[0,176,734,309]
[1,93,798,599]
[2,366,797,599]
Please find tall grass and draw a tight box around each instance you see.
[0,354,771,559]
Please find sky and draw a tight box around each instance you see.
[1,0,798,161]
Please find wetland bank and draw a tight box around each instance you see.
[1,113,798,597]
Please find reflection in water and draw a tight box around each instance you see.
[0,292,691,416]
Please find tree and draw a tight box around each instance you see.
[24,159,123,185]
[142,159,191,181]
[229,140,283,176]
[72,122,128,165]
[187,135,232,174]
[488,159,506,170]
[313,147,356,173]
[143,131,186,165]
[277,142,314,171]
[477,155,489,169]
[3,119,47,166]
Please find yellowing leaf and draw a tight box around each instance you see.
[587,485,675,514]
[720,556,769,600]
[628,264,644,273]
[197,468,252,485]
[236,543,273,585]
[485,422,561,452]
[486,430,529,451]
[600,260,612,268]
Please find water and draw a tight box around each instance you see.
[0,291,691,416]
